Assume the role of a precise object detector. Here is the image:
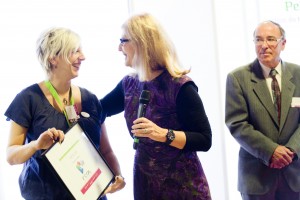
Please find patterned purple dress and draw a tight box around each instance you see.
[122,72,211,200]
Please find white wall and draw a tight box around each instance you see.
[1,0,300,200]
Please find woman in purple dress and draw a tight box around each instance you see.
[101,13,212,200]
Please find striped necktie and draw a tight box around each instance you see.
[270,69,281,124]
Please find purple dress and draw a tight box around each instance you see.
[123,72,211,200]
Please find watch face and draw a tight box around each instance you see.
[166,129,175,144]
[168,132,175,140]
[167,130,175,141]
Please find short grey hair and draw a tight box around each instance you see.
[36,27,81,74]
[253,20,286,39]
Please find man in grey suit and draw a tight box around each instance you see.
[225,21,300,199]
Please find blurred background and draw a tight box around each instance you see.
[0,0,299,199]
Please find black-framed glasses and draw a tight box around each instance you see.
[253,37,283,47]
[120,38,130,44]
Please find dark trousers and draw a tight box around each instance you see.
[241,172,299,200]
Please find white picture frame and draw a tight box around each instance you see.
[42,123,115,200]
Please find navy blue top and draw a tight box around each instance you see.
[5,84,107,200]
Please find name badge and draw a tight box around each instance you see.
[65,105,79,123]
[291,97,300,107]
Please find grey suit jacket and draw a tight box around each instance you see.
[225,59,300,194]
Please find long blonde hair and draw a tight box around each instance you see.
[122,13,190,81]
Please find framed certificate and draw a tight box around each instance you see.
[42,123,115,200]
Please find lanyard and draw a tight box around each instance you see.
[44,80,74,127]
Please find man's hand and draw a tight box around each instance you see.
[270,145,294,169]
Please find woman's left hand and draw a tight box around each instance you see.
[131,117,167,142]
[103,175,126,195]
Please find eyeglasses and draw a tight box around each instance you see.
[253,37,283,47]
[120,38,130,44]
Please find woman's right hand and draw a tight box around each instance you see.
[35,128,64,150]
[7,122,65,165]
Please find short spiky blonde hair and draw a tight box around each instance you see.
[122,13,190,81]
[36,27,81,75]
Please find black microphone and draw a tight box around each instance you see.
[133,90,151,150]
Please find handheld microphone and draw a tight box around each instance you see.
[133,90,151,150]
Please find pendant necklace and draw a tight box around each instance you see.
[62,90,71,105]
[63,98,68,105]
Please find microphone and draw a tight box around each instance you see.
[133,90,151,150]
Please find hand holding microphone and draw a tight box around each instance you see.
[133,90,150,150]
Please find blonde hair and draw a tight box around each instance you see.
[36,27,81,75]
[122,13,190,81]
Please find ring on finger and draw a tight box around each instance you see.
[143,129,147,133]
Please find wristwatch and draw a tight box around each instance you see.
[165,129,175,145]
